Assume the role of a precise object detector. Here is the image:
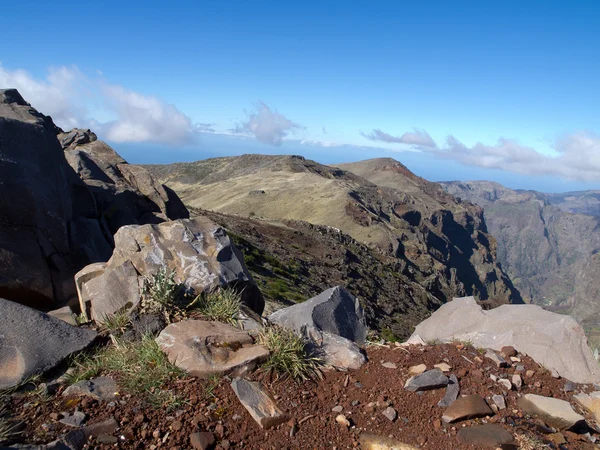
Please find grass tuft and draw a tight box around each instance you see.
[257,326,322,382]
[188,288,242,325]
[99,311,130,334]
[66,335,184,409]
[514,433,546,450]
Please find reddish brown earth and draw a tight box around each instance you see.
[9,343,600,449]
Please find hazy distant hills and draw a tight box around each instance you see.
[145,156,522,337]
[440,180,600,341]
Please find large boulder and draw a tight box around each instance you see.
[518,394,585,430]
[268,286,367,345]
[0,298,96,388]
[407,296,600,384]
[302,325,366,370]
[78,218,264,321]
[156,320,269,378]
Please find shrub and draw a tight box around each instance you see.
[257,326,322,381]
[188,288,242,325]
[142,268,183,307]
[99,311,130,334]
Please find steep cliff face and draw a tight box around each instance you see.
[0,89,189,309]
[440,180,600,337]
[146,155,521,310]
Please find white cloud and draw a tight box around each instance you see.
[362,128,437,148]
[233,102,301,146]
[0,63,196,145]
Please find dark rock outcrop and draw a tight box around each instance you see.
[0,89,190,309]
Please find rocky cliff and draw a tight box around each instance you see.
[146,155,522,316]
[440,180,600,342]
[0,89,189,309]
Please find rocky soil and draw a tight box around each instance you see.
[7,343,600,449]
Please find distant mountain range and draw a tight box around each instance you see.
[145,156,521,339]
[440,180,600,346]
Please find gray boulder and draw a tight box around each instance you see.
[404,369,449,392]
[302,325,366,370]
[407,296,600,384]
[268,286,367,344]
[0,298,96,388]
[78,217,264,321]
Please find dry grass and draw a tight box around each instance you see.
[514,433,547,450]
[188,288,242,325]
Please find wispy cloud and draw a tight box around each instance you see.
[362,128,437,148]
[233,101,302,146]
[0,63,197,145]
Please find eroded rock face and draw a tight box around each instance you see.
[78,217,265,321]
[0,298,96,388]
[268,286,367,344]
[408,296,600,384]
[60,128,189,236]
[156,320,269,378]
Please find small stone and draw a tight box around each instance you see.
[564,381,577,392]
[548,432,567,445]
[351,400,359,406]
[336,414,350,427]
[510,356,521,362]
[408,364,426,375]
[332,405,343,413]
[190,432,215,450]
[489,374,498,382]
[438,374,460,408]
[498,379,512,390]
[492,395,506,410]
[359,433,419,449]
[500,346,517,358]
[171,420,183,431]
[515,365,525,372]
[484,350,508,368]
[404,370,449,392]
[231,378,289,429]
[59,410,86,427]
[49,412,61,420]
[456,368,468,378]
[221,440,231,449]
[381,362,397,369]
[525,370,535,378]
[382,407,397,422]
[442,395,493,423]
[153,429,162,439]
[512,374,522,389]
[434,363,452,372]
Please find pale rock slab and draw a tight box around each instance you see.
[518,394,585,429]
[231,378,289,429]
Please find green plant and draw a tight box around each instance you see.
[66,335,184,408]
[257,326,322,381]
[188,288,242,325]
[75,313,89,325]
[99,311,130,334]
[143,268,183,308]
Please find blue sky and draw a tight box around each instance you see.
[2,0,599,192]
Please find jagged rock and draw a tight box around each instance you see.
[0,298,96,388]
[156,320,269,378]
[336,414,351,427]
[573,391,600,422]
[47,306,78,326]
[484,350,508,368]
[404,370,448,392]
[78,217,264,320]
[60,128,189,236]
[457,424,515,448]
[512,374,522,389]
[358,433,419,449]
[382,406,397,422]
[518,394,585,429]
[492,394,506,410]
[302,325,366,370]
[62,377,118,401]
[80,260,141,323]
[498,378,512,390]
[268,286,366,344]
[231,378,289,429]
[408,296,600,384]
[437,374,460,407]
[442,395,493,423]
